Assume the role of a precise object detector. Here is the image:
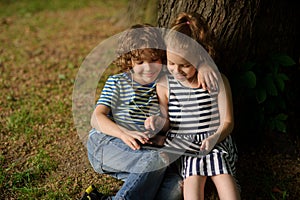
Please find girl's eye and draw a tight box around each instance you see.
[168,61,175,65]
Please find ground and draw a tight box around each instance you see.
[0,1,299,199]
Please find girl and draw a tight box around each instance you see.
[145,12,240,200]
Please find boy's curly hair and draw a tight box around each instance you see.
[114,24,166,72]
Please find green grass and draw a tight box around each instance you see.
[0,0,127,199]
[0,0,122,17]
[0,150,58,199]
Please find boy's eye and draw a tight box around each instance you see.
[135,61,144,65]
[135,58,160,65]
[151,58,160,62]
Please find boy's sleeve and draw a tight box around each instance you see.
[96,76,119,109]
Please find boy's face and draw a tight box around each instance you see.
[167,51,197,83]
[131,49,162,84]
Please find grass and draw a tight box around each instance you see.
[0,0,299,199]
[0,0,127,199]
[1,150,57,199]
[0,0,121,17]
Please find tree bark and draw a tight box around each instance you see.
[125,0,300,143]
[157,0,300,147]
[119,0,159,26]
[158,0,299,75]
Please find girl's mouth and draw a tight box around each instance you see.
[173,73,186,79]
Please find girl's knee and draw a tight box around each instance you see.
[211,174,240,200]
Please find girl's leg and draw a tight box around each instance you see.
[183,175,207,200]
[211,174,240,200]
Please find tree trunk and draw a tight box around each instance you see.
[157,0,300,149]
[125,0,299,144]
[123,1,299,197]
[158,0,299,75]
[119,0,159,26]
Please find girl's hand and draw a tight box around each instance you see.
[148,135,166,146]
[197,64,218,92]
[200,134,219,152]
[144,115,166,133]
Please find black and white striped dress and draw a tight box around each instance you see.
[165,74,238,179]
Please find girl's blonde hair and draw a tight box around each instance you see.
[114,24,166,72]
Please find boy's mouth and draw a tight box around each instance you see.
[143,72,156,77]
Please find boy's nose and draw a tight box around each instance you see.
[143,62,151,70]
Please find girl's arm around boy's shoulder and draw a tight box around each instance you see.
[216,73,234,142]
[219,73,234,120]
[200,73,234,151]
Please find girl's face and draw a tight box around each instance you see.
[167,51,198,86]
[131,49,163,85]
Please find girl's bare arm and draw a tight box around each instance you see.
[200,74,234,151]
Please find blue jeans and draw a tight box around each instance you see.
[154,159,183,200]
[87,130,182,200]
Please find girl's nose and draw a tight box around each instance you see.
[173,65,182,73]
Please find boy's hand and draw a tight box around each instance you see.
[119,128,149,150]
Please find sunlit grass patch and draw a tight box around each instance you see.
[6,107,45,138]
[0,0,128,198]
[1,150,58,199]
[0,0,124,17]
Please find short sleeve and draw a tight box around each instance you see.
[96,75,119,109]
